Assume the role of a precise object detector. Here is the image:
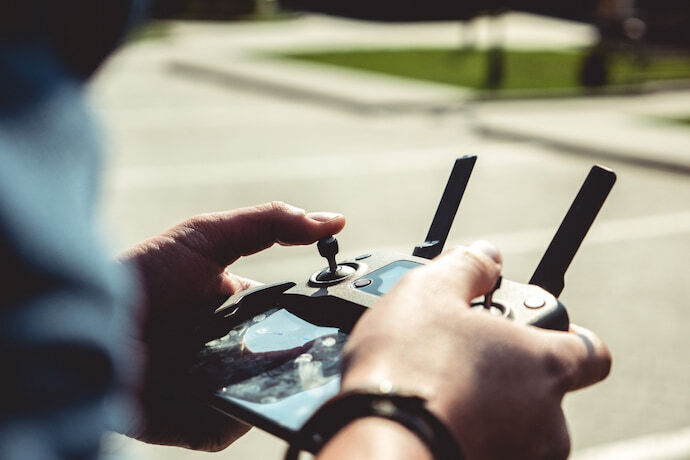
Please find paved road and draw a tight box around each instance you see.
[93,16,690,459]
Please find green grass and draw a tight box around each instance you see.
[126,22,172,43]
[277,48,690,92]
[668,116,690,126]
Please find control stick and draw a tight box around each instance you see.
[315,236,355,282]
[318,236,339,274]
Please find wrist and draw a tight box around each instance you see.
[287,384,463,460]
[317,417,432,460]
[340,368,470,457]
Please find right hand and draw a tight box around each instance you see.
[339,241,611,460]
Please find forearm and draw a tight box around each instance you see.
[317,418,432,460]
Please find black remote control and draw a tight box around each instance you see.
[191,156,616,444]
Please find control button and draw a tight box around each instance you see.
[355,254,372,261]
[353,279,372,288]
[524,295,546,309]
[488,306,504,317]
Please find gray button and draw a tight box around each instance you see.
[354,279,372,288]
[355,254,372,260]
[524,295,546,309]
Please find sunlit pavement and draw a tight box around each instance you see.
[92,14,690,459]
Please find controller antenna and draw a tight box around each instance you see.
[413,155,477,260]
[529,166,616,297]
[318,236,340,275]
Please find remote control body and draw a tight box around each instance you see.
[190,156,615,444]
[212,249,568,336]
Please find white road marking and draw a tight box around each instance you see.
[105,146,534,191]
[573,425,690,460]
[460,210,690,256]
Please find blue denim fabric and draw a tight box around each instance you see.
[0,2,146,458]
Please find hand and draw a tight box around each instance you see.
[118,201,345,451]
[332,241,611,460]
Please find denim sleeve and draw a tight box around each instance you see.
[0,2,148,459]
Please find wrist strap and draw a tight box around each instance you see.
[284,388,464,460]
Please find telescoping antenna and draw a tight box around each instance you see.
[413,155,477,260]
[529,165,616,297]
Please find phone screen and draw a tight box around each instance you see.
[190,260,421,434]
[191,308,347,431]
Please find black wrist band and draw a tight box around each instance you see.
[284,388,465,460]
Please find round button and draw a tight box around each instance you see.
[355,254,372,261]
[353,278,372,288]
[524,295,546,309]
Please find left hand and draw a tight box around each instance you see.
[118,201,345,451]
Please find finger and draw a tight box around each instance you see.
[547,323,612,392]
[182,201,346,266]
[220,271,262,296]
[419,240,503,303]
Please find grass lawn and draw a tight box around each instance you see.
[277,48,690,92]
[126,21,172,42]
[670,116,690,126]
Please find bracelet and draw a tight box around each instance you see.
[284,386,464,460]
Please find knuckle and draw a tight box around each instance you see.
[542,349,576,392]
[177,215,210,239]
[265,200,303,216]
[267,200,289,213]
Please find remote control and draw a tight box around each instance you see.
[190,156,616,444]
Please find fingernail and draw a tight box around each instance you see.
[307,211,343,223]
[470,240,502,264]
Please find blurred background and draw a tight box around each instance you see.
[94,1,690,458]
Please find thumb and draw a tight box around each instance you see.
[544,323,612,392]
[179,201,346,266]
[420,240,503,304]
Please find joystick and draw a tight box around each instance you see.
[483,276,503,309]
[196,156,616,450]
[313,236,356,282]
[318,236,339,273]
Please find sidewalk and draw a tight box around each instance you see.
[473,91,690,173]
[154,14,690,172]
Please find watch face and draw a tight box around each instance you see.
[190,308,347,431]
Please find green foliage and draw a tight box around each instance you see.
[278,48,690,91]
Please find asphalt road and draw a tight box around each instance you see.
[93,19,690,460]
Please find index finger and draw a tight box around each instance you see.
[183,201,346,266]
[547,323,612,392]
